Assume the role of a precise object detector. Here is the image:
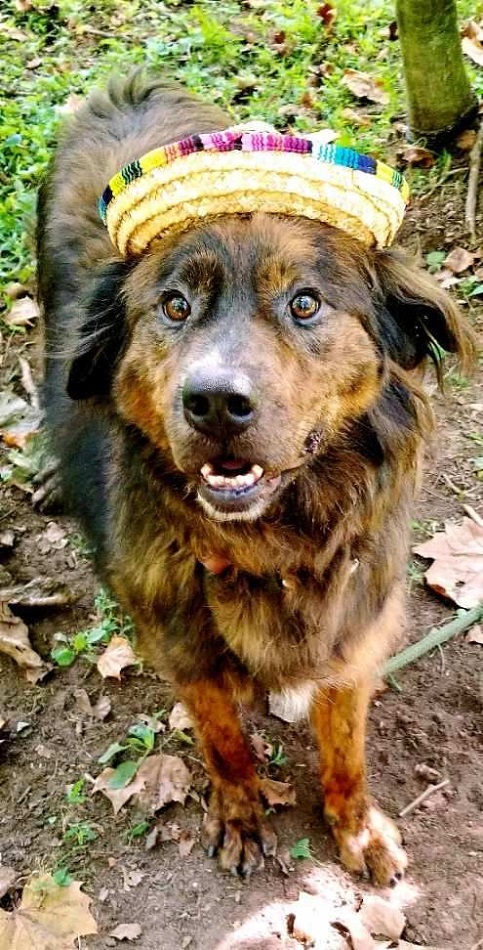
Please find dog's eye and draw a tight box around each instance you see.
[290,292,320,322]
[162,294,191,323]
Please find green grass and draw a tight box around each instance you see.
[1,0,481,304]
[0,0,426,294]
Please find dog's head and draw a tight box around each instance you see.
[68,214,474,521]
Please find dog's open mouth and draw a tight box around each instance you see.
[198,458,281,519]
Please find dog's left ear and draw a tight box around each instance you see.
[67,260,133,400]
[372,248,476,381]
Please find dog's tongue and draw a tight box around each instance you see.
[219,458,245,472]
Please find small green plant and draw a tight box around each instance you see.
[268,742,288,768]
[290,837,313,860]
[407,559,424,587]
[65,778,87,805]
[62,821,98,848]
[125,820,152,842]
[98,720,157,789]
[52,867,74,887]
[51,586,134,667]
[425,250,446,273]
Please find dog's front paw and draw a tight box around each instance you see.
[328,803,407,886]
[201,784,277,877]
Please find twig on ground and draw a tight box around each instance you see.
[384,603,483,676]
[463,504,483,529]
[465,121,483,243]
[442,472,465,496]
[399,778,450,817]
[18,355,40,411]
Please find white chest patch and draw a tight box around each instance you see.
[268,681,317,723]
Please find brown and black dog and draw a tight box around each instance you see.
[37,73,473,885]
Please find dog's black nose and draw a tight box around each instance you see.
[182,369,256,436]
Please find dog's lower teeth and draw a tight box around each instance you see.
[201,464,264,489]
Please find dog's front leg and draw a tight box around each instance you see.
[179,678,277,876]
[311,681,407,885]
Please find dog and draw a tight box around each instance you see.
[36,73,473,885]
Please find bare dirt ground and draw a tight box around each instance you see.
[1,186,482,948]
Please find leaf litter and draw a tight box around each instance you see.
[0,598,49,683]
[413,516,483,607]
[93,752,192,815]
[97,635,137,679]
[0,873,97,950]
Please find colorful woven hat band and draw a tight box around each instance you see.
[99,125,409,257]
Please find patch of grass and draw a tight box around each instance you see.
[0,0,430,298]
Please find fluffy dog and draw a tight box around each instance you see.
[37,73,473,884]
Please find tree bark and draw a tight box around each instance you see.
[396,0,478,145]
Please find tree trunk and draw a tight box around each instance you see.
[396,0,478,146]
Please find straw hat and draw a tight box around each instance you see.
[99,125,409,257]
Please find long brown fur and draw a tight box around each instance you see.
[37,72,475,885]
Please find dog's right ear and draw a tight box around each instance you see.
[67,260,133,400]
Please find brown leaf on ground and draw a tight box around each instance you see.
[109,922,143,941]
[413,517,483,608]
[444,247,475,274]
[462,20,483,67]
[260,777,296,808]
[0,873,97,950]
[341,69,389,104]
[316,3,336,32]
[3,297,39,327]
[398,145,435,167]
[94,694,112,719]
[97,636,137,679]
[359,895,405,941]
[178,829,196,857]
[136,753,192,813]
[92,767,146,815]
[466,623,483,643]
[0,600,49,683]
[456,128,477,151]
[168,702,194,731]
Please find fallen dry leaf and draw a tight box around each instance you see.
[38,521,68,554]
[74,687,93,716]
[333,914,376,950]
[444,247,475,274]
[94,694,112,719]
[456,128,477,151]
[467,623,483,644]
[341,69,388,104]
[136,753,192,813]
[3,296,39,327]
[0,873,97,950]
[413,517,483,608]
[92,766,145,815]
[399,144,435,167]
[462,20,483,67]
[178,829,196,857]
[97,635,137,679]
[109,922,143,941]
[260,777,296,808]
[121,868,144,891]
[0,600,49,683]
[168,702,194,731]
[359,895,405,941]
